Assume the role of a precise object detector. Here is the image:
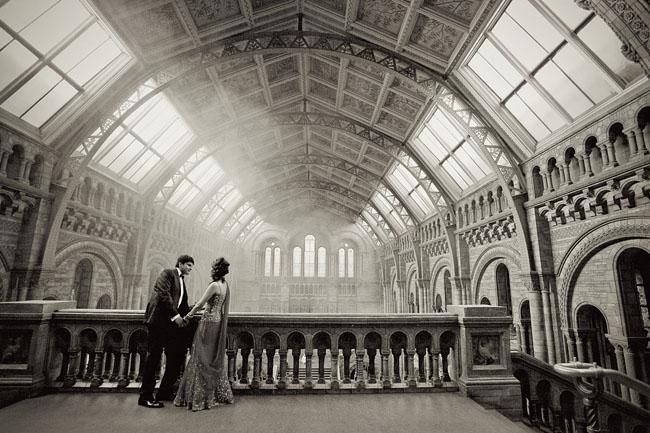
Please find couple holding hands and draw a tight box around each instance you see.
[138,255,234,412]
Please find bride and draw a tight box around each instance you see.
[174,257,234,411]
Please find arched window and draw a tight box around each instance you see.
[304,235,315,277]
[338,248,345,278]
[264,247,272,277]
[443,269,452,310]
[347,248,354,278]
[273,247,281,277]
[292,247,302,277]
[317,247,326,277]
[96,294,111,309]
[617,248,650,338]
[496,263,512,315]
[480,297,491,305]
[73,259,93,308]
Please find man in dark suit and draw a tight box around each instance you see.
[138,255,194,408]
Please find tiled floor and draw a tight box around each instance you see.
[0,392,536,433]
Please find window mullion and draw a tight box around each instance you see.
[527,0,624,90]
[486,32,573,123]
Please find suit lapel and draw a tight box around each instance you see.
[172,269,181,305]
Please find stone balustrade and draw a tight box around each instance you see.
[1,301,521,416]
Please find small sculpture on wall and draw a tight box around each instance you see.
[472,335,500,366]
[0,330,32,366]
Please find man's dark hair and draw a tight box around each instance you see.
[176,255,194,267]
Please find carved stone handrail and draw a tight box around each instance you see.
[553,360,650,400]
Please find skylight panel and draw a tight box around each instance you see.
[536,62,592,117]
[492,13,546,71]
[152,119,191,156]
[127,153,160,183]
[0,0,130,127]
[187,157,223,189]
[175,186,201,211]
[455,143,490,178]
[372,193,406,232]
[418,127,447,160]
[506,0,562,52]
[504,93,549,141]
[442,159,472,190]
[108,139,143,172]
[429,110,463,146]
[123,150,158,180]
[539,0,589,29]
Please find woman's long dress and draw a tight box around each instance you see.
[174,286,234,411]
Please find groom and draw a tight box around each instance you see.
[138,255,194,408]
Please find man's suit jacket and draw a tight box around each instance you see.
[144,268,189,326]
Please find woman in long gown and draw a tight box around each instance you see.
[174,257,234,411]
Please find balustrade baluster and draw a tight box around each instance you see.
[277,350,288,389]
[381,350,391,388]
[91,350,104,387]
[304,352,313,389]
[330,349,339,390]
[64,348,80,387]
[614,346,630,401]
[57,350,70,382]
[251,350,262,389]
[367,349,377,384]
[128,351,137,381]
[117,349,130,388]
[110,351,120,381]
[392,348,401,383]
[355,349,365,388]
[266,348,276,384]
[240,348,251,384]
[317,348,326,384]
[407,349,416,387]
[102,351,112,380]
[417,350,426,382]
[291,350,300,384]
[227,349,236,384]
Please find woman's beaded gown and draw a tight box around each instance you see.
[174,286,234,411]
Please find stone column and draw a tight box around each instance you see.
[64,348,80,387]
[541,288,556,364]
[406,349,416,387]
[526,277,548,362]
[277,349,288,389]
[614,345,630,401]
[581,154,593,177]
[642,125,650,154]
[90,350,104,387]
[330,349,340,390]
[117,349,130,388]
[564,331,576,361]
[431,350,441,386]
[355,349,365,388]
[240,348,251,384]
[598,144,610,167]
[561,164,571,186]
[514,325,522,352]
[604,143,617,167]
[21,159,34,183]
[367,349,377,384]
[266,348,276,384]
[627,127,639,156]
[304,351,313,389]
[291,349,300,384]
[381,349,391,388]
[251,350,262,389]
[576,334,586,362]
[316,348,326,384]
[623,346,641,405]
[226,349,236,383]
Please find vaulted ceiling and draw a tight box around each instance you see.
[82,0,496,240]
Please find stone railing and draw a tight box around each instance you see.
[0,302,521,416]
[512,352,650,433]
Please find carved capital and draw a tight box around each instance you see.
[621,42,640,63]
[574,0,592,10]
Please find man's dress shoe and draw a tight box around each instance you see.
[138,398,164,408]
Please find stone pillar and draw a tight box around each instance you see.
[91,350,104,387]
[240,348,251,384]
[406,349,416,387]
[251,350,262,389]
[605,143,617,167]
[291,350,300,384]
[304,351,313,389]
[431,350,441,386]
[117,349,130,388]
[561,164,571,186]
[642,125,650,154]
[576,334,586,362]
[330,349,339,390]
[527,281,548,362]
[581,154,593,177]
[564,331,576,361]
[266,348,276,384]
[17,159,28,182]
[599,144,610,167]
[64,348,80,387]
[355,349,365,388]
[21,159,34,183]
[540,288,556,364]
[623,346,641,405]
[627,127,639,156]
[614,346,630,401]
[277,350,287,389]
[381,349,391,388]
[541,172,550,194]
[367,349,377,384]
[514,325,522,352]
[226,349,236,383]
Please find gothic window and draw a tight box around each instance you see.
[496,263,513,315]
[338,248,345,278]
[617,248,650,338]
[304,235,315,277]
[443,269,452,310]
[264,247,272,277]
[317,247,326,277]
[347,248,354,278]
[292,246,301,277]
[73,258,93,308]
[273,247,281,277]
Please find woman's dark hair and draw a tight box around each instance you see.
[211,257,230,281]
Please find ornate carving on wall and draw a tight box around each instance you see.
[0,187,36,220]
[60,207,133,243]
[460,215,516,247]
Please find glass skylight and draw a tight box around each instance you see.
[0,0,129,127]
[198,183,242,226]
[90,87,194,186]
[466,0,643,142]
[372,192,407,233]
[222,202,258,240]
[412,109,492,192]
[386,163,435,219]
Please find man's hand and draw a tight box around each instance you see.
[173,316,186,327]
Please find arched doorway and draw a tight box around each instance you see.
[96,294,112,309]
[73,259,93,308]
[443,270,452,311]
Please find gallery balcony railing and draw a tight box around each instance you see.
[512,352,650,433]
[1,301,521,417]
